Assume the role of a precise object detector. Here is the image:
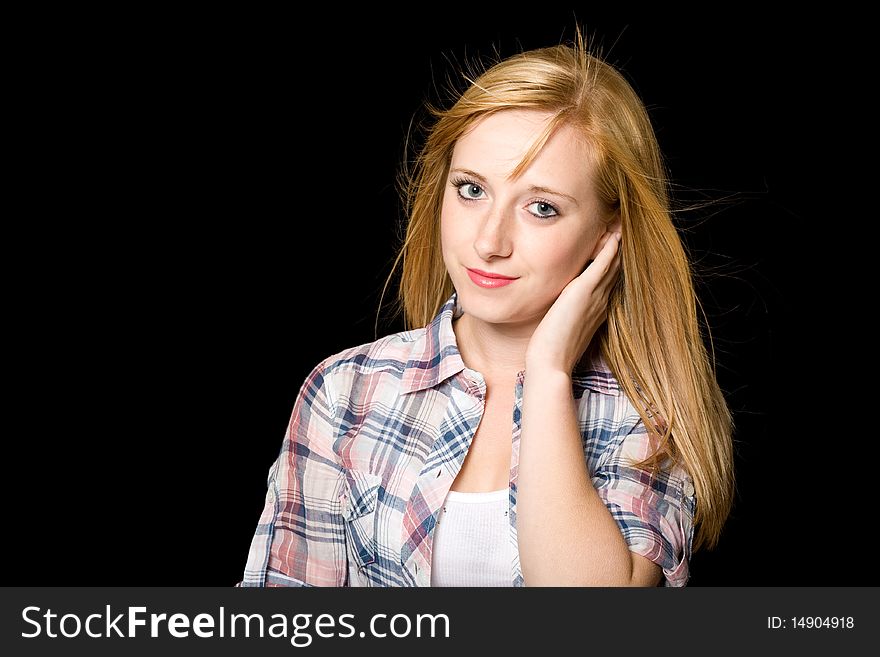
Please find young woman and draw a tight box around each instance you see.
[238,29,734,587]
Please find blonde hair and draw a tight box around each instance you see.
[380,27,734,552]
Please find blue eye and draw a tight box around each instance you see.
[458,183,483,201]
[454,179,485,201]
[527,201,558,219]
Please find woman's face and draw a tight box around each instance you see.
[441,109,611,328]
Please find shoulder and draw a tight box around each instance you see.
[571,347,624,398]
[319,325,424,374]
[306,325,429,399]
[575,351,681,473]
[572,350,640,436]
[573,347,668,436]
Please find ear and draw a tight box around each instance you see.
[606,210,622,236]
[589,211,622,260]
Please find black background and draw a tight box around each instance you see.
[11,9,869,586]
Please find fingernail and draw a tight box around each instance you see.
[615,232,622,241]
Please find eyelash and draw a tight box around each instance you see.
[449,176,560,219]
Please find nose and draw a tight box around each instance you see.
[473,206,513,260]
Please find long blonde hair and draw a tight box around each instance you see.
[381,27,734,552]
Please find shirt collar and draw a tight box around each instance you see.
[400,291,620,396]
[400,292,466,395]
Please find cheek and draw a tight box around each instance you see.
[440,197,469,247]
[439,205,451,251]
[530,240,591,283]
[439,197,464,265]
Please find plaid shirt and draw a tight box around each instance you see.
[238,292,696,587]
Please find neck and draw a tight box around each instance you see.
[452,312,536,382]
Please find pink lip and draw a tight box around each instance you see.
[466,268,518,289]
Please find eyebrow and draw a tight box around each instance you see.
[449,167,580,206]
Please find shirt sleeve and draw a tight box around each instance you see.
[591,417,696,587]
[237,362,348,587]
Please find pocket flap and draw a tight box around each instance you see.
[341,470,382,521]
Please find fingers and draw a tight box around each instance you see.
[582,230,621,283]
[602,232,622,293]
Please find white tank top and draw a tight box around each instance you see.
[430,488,515,586]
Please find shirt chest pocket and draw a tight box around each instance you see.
[341,470,382,574]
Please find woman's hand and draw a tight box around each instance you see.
[525,231,622,375]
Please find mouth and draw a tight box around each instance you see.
[465,267,519,289]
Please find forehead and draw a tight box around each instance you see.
[451,110,595,191]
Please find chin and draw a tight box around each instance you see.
[457,290,523,323]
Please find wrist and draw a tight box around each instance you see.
[523,363,572,385]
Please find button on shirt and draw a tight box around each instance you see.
[238,292,697,587]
